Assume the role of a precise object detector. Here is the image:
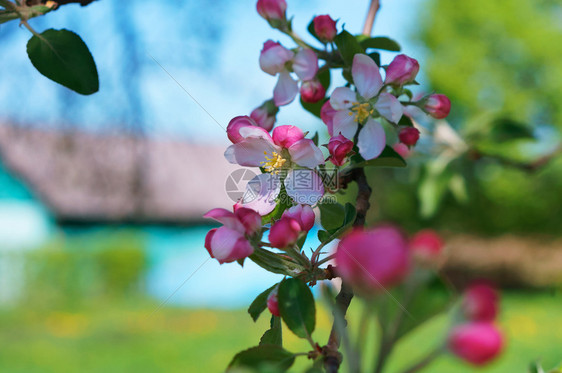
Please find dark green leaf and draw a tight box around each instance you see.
[489,118,534,142]
[368,52,381,67]
[278,278,316,339]
[317,230,331,243]
[347,146,407,169]
[317,67,331,91]
[311,131,319,146]
[318,202,345,231]
[27,29,99,95]
[248,284,279,322]
[334,30,365,66]
[228,344,295,371]
[359,36,401,52]
[398,115,415,127]
[301,98,326,119]
[260,315,283,346]
[343,202,357,226]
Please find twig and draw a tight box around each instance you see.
[362,0,380,36]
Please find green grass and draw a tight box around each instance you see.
[0,291,560,372]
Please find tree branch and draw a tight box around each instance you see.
[362,0,380,36]
[32,0,97,6]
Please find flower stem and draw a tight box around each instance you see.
[362,0,381,37]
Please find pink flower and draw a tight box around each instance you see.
[259,40,294,76]
[330,54,404,160]
[462,282,499,322]
[313,15,337,42]
[282,204,315,232]
[393,142,410,158]
[269,217,302,248]
[250,100,278,132]
[300,79,326,103]
[227,116,258,144]
[398,127,420,146]
[203,206,262,264]
[335,226,410,294]
[224,124,325,214]
[256,0,287,22]
[321,100,338,136]
[409,229,444,258]
[448,322,503,365]
[384,54,420,86]
[327,134,354,166]
[267,287,280,316]
[424,94,451,119]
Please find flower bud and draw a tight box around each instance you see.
[328,134,354,166]
[321,100,337,136]
[335,226,410,294]
[424,94,451,119]
[234,207,262,236]
[226,116,257,143]
[398,127,420,147]
[393,143,410,158]
[272,125,305,148]
[256,0,287,23]
[269,217,302,248]
[259,40,294,76]
[267,287,280,316]
[206,226,254,264]
[282,204,315,232]
[448,322,503,365]
[462,282,499,322]
[313,15,337,42]
[410,229,443,257]
[385,54,420,86]
[300,79,326,103]
[250,100,278,132]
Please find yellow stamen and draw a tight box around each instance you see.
[349,101,373,123]
[261,151,287,174]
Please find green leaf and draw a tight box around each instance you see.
[249,248,303,276]
[368,52,381,67]
[228,344,295,372]
[260,315,283,346]
[27,29,98,95]
[358,36,401,52]
[418,170,451,219]
[343,202,357,226]
[317,230,331,243]
[278,278,316,339]
[248,284,279,322]
[398,115,415,127]
[347,146,407,169]
[318,202,345,231]
[334,30,365,67]
[489,118,534,142]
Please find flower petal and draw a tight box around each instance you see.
[240,173,281,215]
[259,42,294,76]
[210,226,253,264]
[284,169,324,206]
[225,138,279,167]
[333,110,359,139]
[352,54,383,100]
[288,139,325,168]
[375,92,403,123]
[293,49,318,81]
[330,87,356,110]
[203,208,245,232]
[273,71,299,106]
[358,119,386,160]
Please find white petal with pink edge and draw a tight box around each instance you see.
[284,169,324,206]
[203,208,245,232]
[224,138,280,167]
[288,139,325,168]
[240,173,281,215]
[293,49,318,81]
[330,87,356,110]
[358,119,386,160]
[273,71,299,106]
[375,92,404,123]
[352,54,383,100]
[332,110,358,140]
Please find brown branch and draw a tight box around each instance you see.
[362,0,380,36]
[29,0,97,6]
[469,144,562,173]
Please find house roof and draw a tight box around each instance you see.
[0,124,243,225]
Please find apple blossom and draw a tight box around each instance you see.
[448,322,503,365]
[259,40,294,76]
[313,15,337,42]
[409,229,444,258]
[256,0,287,23]
[462,282,499,322]
[300,79,326,103]
[267,287,280,316]
[227,116,258,144]
[398,127,420,147]
[282,204,315,232]
[269,216,302,248]
[335,226,410,294]
[327,134,354,166]
[424,93,451,119]
[384,54,420,86]
[251,100,279,132]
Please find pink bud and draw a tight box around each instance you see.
[267,287,280,316]
[328,134,354,166]
[206,226,254,264]
[256,0,287,22]
[300,79,326,103]
[234,207,262,236]
[393,143,410,158]
[259,40,294,76]
[462,282,499,322]
[410,229,444,257]
[269,217,302,248]
[250,100,278,132]
[313,15,337,42]
[282,204,315,232]
[385,54,420,86]
[321,100,337,136]
[226,116,257,143]
[448,322,503,365]
[204,228,217,258]
[424,94,451,119]
[335,226,410,294]
[398,127,420,147]
[272,125,305,148]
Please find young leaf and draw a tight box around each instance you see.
[334,30,365,66]
[346,146,407,169]
[260,315,283,346]
[250,248,302,276]
[359,36,401,52]
[318,202,345,231]
[228,344,295,371]
[248,283,279,322]
[278,278,316,339]
[27,29,99,95]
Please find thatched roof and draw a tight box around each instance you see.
[0,124,241,225]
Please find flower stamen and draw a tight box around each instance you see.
[348,101,373,123]
[261,151,287,174]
